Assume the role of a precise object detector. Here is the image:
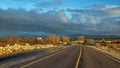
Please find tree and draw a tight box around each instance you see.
[77,36,85,43]
[85,38,95,44]
[62,36,70,42]
[44,34,60,45]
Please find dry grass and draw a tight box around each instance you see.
[0,43,54,57]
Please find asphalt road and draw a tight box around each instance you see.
[1,45,120,68]
[79,46,120,68]
[11,45,80,68]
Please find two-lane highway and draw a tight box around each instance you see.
[11,45,81,68]
[2,45,120,68]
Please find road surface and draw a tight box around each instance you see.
[11,45,80,68]
[1,45,120,68]
[79,46,120,68]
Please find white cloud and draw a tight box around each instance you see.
[37,10,44,14]
[107,9,120,17]
[88,16,101,25]
[79,15,87,23]
[70,14,101,25]
[68,5,120,18]
[96,5,119,10]
[94,5,120,17]
[36,0,63,9]
[57,10,68,23]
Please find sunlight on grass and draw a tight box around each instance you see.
[0,44,54,57]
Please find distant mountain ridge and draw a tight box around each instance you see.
[0,34,120,38]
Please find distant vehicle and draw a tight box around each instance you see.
[90,42,97,46]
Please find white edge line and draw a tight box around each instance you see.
[20,46,69,68]
[89,46,120,64]
[99,51,120,63]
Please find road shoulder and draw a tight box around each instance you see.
[88,46,120,63]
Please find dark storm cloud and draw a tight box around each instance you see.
[0,6,120,36]
[0,8,101,36]
[0,9,72,33]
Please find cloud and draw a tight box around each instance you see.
[67,8,108,17]
[57,10,68,23]
[14,0,41,2]
[98,17,120,31]
[88,16,101,24]
[69,13,101,25]
[0,9,68,33]
[0,7,120,37]
[0,8,91,36]
[67,5,120,18]
[36,0,63,9]
[66,5,120,31]
[92,5,120,17]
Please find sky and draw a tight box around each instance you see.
[0,0,120,37]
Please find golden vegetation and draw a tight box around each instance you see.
[43,34,61,45]
[85,38,95,44]
[0,37,42,47]
[0,34,71,47]
[0,44,54,56]
[93,38,120,52]
[77,36,85,43]
[62,36,70,42]
[0,34,120,56]
[0,34,71,56]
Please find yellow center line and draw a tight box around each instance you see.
[75,45,82,68]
